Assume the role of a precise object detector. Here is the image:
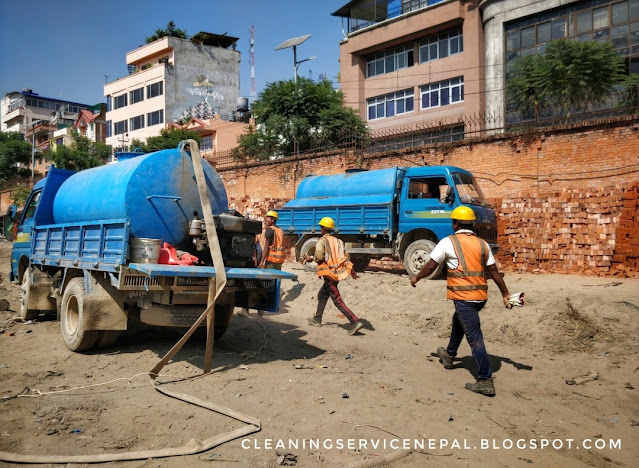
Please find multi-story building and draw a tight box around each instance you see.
[1,89,91,135]
[332,0,485,141]
[170,115,252,157]
[104,32,241,151]
[73,104,108,143]
[481,0,639,128]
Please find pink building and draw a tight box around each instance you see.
[332,0,485,139]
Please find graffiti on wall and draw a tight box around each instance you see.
[180,75,226,121]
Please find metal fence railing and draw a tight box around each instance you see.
[204,106,638,171]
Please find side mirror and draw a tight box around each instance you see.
[445,186,455,204]
[8,205,17,221]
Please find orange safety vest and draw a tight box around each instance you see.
[265,225,286,264]
[446,233,489,301]
[316,235,353,281]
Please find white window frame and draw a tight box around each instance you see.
[113,94,127,110]
[419,27,463,63]
[366,44,415,78]
[113,119,127,134]
[367,89,415,121]
[147,109,164,127]
[130,87,144,104]
[147,81,164,99]
[130,115,145,131]
[420,77,464,110]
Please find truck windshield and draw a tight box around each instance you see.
[452,173,486,206]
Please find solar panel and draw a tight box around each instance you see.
[275,34,312,50]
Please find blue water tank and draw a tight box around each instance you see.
[52,148,228,247]
[295,167,399,199]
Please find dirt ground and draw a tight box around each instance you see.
[1,239,638,467]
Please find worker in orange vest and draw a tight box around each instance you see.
[238,210,286,318]
[410,206,511,397]
[260,210,286,270]
[306,217,363,336]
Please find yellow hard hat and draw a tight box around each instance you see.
[266,210,279,219]
[318,217,335,230]
[451,206,476,222]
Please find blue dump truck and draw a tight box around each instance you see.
[277,166,498,277]
[9,142,297,352]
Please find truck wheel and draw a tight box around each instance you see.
[403,239,443,279]
[351,257,370,272]
[60,278,99,352]
[300,238,319,273]
[19,267,39,320]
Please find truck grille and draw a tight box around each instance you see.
[475,224,497,244]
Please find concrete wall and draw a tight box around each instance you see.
[166,37,240,123]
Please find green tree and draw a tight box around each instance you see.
[145,20,188,44]
[0,132,32,182]
[238,77,368,159]
[49,133,110,171]
[508,39,626,120]
[10,185,31,207]
[141,127,201,152]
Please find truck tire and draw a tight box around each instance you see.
[60,278,99,352]
[351,257,370,272]
[300,238,319,273]
[403,239,443,279]
[19,267,39,320]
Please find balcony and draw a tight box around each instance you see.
[332,0,448,34]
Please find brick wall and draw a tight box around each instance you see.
[216,117,639,276]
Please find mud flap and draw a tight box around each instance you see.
[82,272,127,331]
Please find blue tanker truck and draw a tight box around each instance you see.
[9,142,297,351]
[276,166,498,277]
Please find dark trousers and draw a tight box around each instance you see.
[446,300,492,380]
[315,278,358,324]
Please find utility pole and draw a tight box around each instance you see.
[250,25,256,107]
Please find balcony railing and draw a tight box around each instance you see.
[345,0,446,34]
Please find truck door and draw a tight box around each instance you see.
[11,189,42,281]
[398,176,454,240]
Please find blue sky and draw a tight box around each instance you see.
[0,0,348,106]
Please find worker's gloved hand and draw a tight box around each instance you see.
[505,292,525,309]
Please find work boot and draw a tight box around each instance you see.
[308,316,322,327]
[437,347,454,369]
[349,321,363,336]
[465,377,495,396]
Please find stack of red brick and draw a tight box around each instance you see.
[495,184,638,277]
[611,183,639,276]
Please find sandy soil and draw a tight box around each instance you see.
[1,239,638,467]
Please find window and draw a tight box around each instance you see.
[106,120,112,138]
[106,96,112,112]
[147,81,164,99]
[419,27,463,63]
[113,94,127,110]
[130,87,144,104]
[23,191,42,221]
[420,77,464,109]
[366,44,414,78]
[367,89,414,120]
[130,115,145,131]
[201,136,213,151]
[114,120,127,134]
[147,110,164,126]
[407,177,448,201]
